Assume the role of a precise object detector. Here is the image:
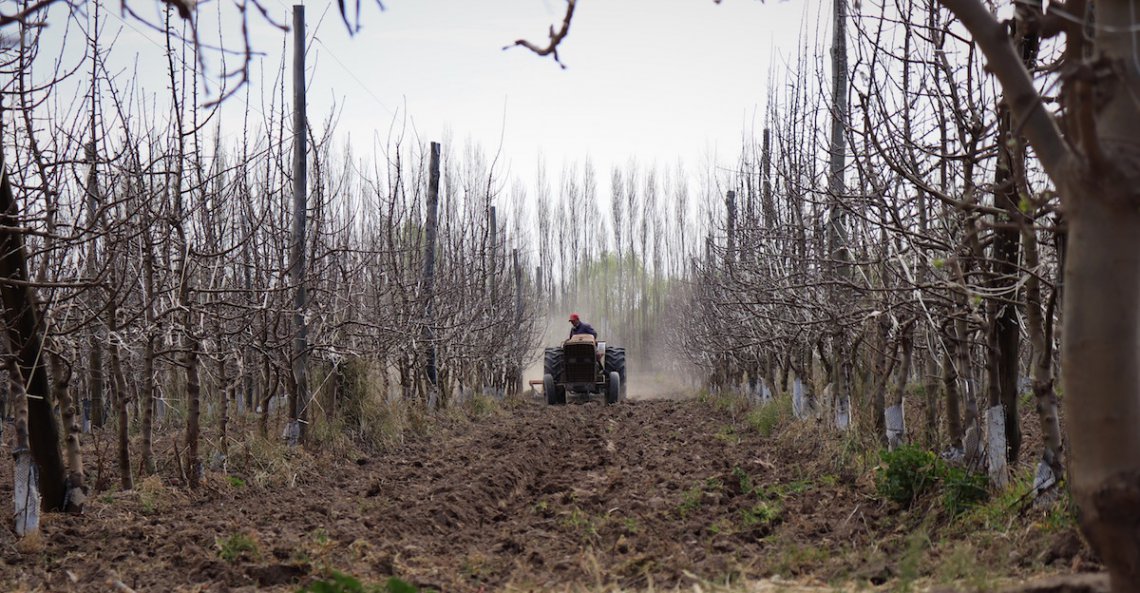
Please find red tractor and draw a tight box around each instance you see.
[542,335,627,405]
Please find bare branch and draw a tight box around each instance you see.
[0,0,66,28]
[939,0,1073,181]
[503,0,575,69]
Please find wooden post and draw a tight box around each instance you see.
[725,190,736,266]
[85,141,104,430]
[422,142,441,397]
[489,205,498,306]
[287,3,309,445]
[513,248,524,394]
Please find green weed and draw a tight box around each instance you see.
[942,466,990,517]
[741,501,782,529]
[875,445,941,506]
[732,466,753,494]
[622,517,640,534]
[216,532,260,563]
[300,571,427,593]
[714,425,741,444]
[678,485,704,518]
[956,468,1035,531]
[745,396,792,437]
[560,507,598,539]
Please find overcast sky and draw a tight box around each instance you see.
[36,0,822,203]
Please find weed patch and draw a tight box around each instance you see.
[216,532,260,563]
[942,466,990,517]
[745,396,792,437]
[876,445,941,506]
[301,571,429,593]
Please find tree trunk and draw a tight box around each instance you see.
[184,332,202,489]
[219,353,229,457]
[1061,187,1140,590]
[110,343,133,491]
[9,363,39,537]
[989,102,1024,466]
[47,350,85,511]
[140,332,157,476]
[942,346,963,447]
[936,0,1140,586]
[0,156,66,511]
[887,323,915,449]
[1023,218,1063,479]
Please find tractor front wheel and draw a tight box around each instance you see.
[605,371,621,405]
[544,374,565,406]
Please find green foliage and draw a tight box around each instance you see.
[876,445,992,517]
[678,485,704,518]
[732,466,753,494]
[227,475,246,488]
[875,445,941,506]
[300,571,427,593]
[956,468,1036,531]
[216,533,260,563]
[741,501,782,529]
[756,479,813,501]
[942,466,990,517]
[745,395,792,437]
[560,506,599,539]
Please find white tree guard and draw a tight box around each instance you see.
[885,403,905,450]
[835,393,850,431]
[792,378,807,419]
[963,425,981,466]
[1033,460,1057,494]
[986,404,1009,488]
[13,450,40,537]
[283,419,301,447]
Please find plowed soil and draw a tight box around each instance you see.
[0,396,1090,592]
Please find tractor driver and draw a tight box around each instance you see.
[568,313,597,339]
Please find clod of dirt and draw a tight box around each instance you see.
[247,562,308,586]
[999,572,1110,593]
[1039,531,1087,567]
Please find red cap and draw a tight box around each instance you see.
[569,313,580,322]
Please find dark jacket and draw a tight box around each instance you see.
[569,321,597,339]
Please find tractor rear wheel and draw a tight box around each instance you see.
[605,372,621,405]
[605,347,627,399]
[543,347,567,405]
[544,347,564,379]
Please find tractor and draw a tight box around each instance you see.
[542,334,627,405]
